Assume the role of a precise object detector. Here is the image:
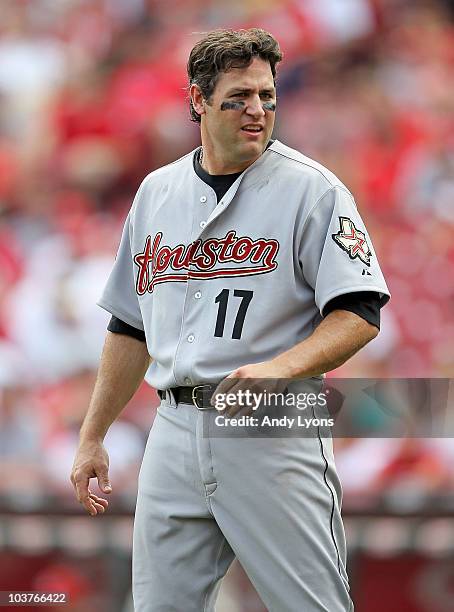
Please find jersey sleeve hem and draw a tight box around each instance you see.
[317,286,390,317]
[97,299,145,331]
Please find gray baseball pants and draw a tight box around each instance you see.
[132,393,353,612]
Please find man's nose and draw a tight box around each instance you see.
[246,95,266,117]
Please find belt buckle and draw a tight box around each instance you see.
[191,384,213,410]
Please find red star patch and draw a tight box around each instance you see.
[332,217,372,266]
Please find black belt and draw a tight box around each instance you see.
[162,385,217,409]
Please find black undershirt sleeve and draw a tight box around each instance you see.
[108,316,146,342]
[322,291,382,329]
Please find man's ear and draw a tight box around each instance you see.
[190,84,206,116]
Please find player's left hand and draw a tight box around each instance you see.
[212,360,290,417]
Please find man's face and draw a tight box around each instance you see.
[197,57,276,171]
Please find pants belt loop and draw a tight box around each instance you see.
[157,389,177,406]
[167,388,177,406]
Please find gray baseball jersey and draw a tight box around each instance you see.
[99,139,390,388]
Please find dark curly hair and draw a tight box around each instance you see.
[187,28,283,123]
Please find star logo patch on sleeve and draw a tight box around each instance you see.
[332,216,372,266]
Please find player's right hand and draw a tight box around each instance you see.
[70,440,112,517]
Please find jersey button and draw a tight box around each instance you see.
[187,334,195,343]
[194,291,202,299]
[200,221,207,229]
[184,377,192,385]
[200,196,207,203]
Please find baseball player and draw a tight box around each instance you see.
[71,28,390,612]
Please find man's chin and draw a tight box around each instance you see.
[236,139,266,161]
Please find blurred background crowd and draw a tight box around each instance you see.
[0,0,453,610]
